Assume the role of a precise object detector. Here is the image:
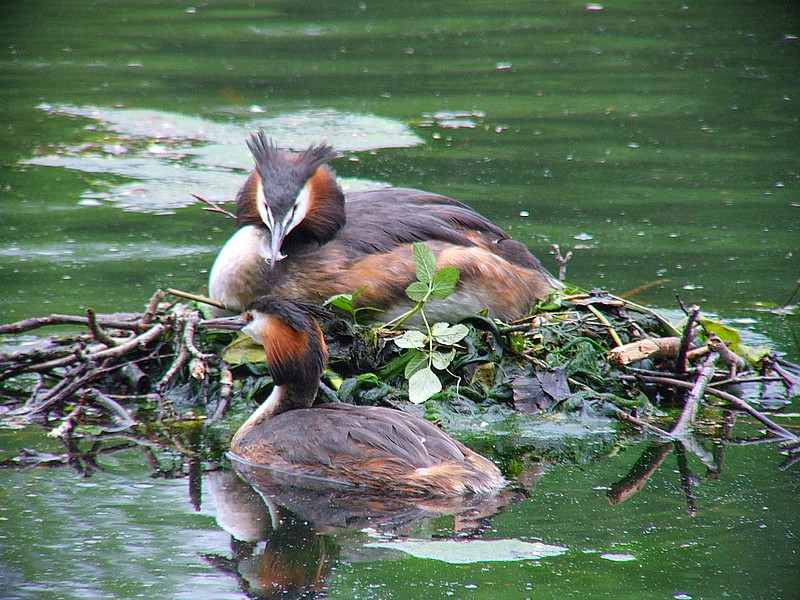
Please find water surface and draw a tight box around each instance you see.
[1,1,798,598]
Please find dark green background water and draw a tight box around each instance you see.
[1,1,798,598]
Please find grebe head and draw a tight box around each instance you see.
[241,133,340,267]
[205,297,329,414]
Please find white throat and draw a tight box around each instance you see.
[231,385,284,446]
[208,225,266,315]
[250,385,283,422]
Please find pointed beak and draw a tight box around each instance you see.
[200,315,247,331]
[259,222,288,269]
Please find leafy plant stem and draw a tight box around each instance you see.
[420,303,434,369]
[385,299,425,331]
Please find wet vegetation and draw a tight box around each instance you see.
[2,258,797,480]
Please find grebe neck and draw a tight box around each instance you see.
[231,379,319,448]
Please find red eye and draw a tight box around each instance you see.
[244,312,254,323]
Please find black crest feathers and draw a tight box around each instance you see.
[246,132,336,194]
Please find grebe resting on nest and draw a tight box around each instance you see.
[206,296,506,497]
[208,133,562,322]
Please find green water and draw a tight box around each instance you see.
[1,1,798,598]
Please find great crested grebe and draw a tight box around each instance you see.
[208,133,562,322]
[206,296,506,497]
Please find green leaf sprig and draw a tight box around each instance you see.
[384,243,468,403]
[383,242,460,330]
[323,287,382,327]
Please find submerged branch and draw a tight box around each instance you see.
[603,402,671,439]
[633,372,798,443]
[86,389,138,432]
[706,386,797,442]
[671,351,719,437]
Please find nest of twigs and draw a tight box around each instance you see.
[1,287,798,471]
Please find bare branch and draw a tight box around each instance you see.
[0,313,145,335]
[167,288,227,310]
[191,193,236,219]
[675,305,699,374]
[183,312,214,360]
[86,308,118,347]
[208,366,233,424]
[550,244,573,280]
[141,289,165,326]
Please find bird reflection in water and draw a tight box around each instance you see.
[204,471,336,600]
[201,295,522,597]
[203,469,520,600]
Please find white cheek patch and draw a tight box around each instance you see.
[284,181,312,234]
[255,179,274,229]
[242,321,263,345]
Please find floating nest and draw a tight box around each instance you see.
[1,287,798,474]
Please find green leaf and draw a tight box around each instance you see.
[336,373,391,405]
[698,316,770,364]
[430,322,469,345]
[406,280,430,302]
[221,334,266,365]
[380,351,415,379]
[326,371,344,390]
[408,366,442,404]
[430,349,456,370]
[413,242,437,285]
[430,266,460,299]
[324,288,381,325]
[404,349,428,378]
[394,329,428,349]
[324,293,356,317]
[698,317,742,350]
[508,333,526,353]
[738,343,771,365]
[536,296,563,311]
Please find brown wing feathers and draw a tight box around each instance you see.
[248,404,467,469]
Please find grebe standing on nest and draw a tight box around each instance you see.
[206,296,506,497]
[208,133,562,322]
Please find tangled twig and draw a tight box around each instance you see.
[0,294,228,435]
